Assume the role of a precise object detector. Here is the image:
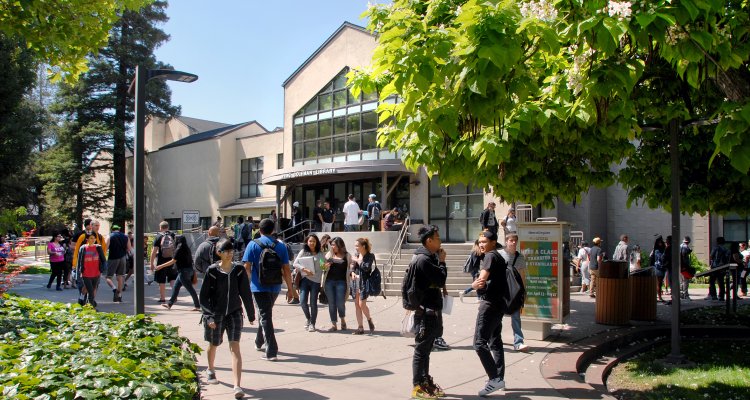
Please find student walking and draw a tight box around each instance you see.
[350,237,376,335]
[200,238,255,399]
[159,235,200,310]
[293,234,324,332]
[46,232,66,291]
[76,233,106,309]
[322,237,352,331]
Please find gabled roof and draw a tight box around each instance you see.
[175,116,232,133]
[159,122,255,150]
[282,21,372,88]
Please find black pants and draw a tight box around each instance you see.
[474,300,505,380]
[412,311,443,386]
[709,270,727,299]
[82,276,100,307]
[168,267,200,307]
[48,261,65,287]
[369,220,380,231]
[254,291,280,358]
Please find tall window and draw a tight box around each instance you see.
[292,68,392,166]
[241,157,264,198]
[277,153,284,169]
[724,214,749,243]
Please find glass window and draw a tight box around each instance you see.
[362,111,378,131]
[319,119,332,137]
[333,90,348,109]
[240,157,263,199]
[277,153,283,169]
[293,124,303,141]
[294,143,304,159]
[333,116,346,134]
[304,141,318,158]
[363,90,378,102]
[430,197,447,219]
[333,135,346,154]
[430,178,447,196]
[304,99,317,115]
[333,73,348,89]
[304,123,317,140]
[319,137,332,156]
[348,90,360,105]
[362,130,377,150]
[347,133,360,152]
[319,93,333,110]
[449,182,468,195]
[347,114,360,132]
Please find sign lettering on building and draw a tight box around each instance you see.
[281,168,337,180]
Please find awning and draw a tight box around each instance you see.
[218,200,277,212]
[262,158,410,186]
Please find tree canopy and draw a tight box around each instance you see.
[351,0,750,214]
[0,0,152,82]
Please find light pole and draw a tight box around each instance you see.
[131,66,198,315]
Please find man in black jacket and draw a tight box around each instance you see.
[472,230,509,397]
[480,202,498,235]
[409,225,448,399]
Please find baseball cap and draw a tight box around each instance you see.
[293,201,299,207]
[481,230,498,242]
[368,194,376,199]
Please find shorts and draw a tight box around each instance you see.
[155,267,178,284]
[106,256,128,277]
[204,310,244,346]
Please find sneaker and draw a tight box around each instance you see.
[458,290,465,303]
[289,298,300,304]
[261,355,278,361]
[308,324,316,332]
[304,320,310,330]
[233,386,245,399]
[205,370,218,384]
[56,286,63,291]
[433,337,450,351]
[255,344,265,352]
[113,289,118,302]
[515,343,530,352]
[425,376,445,397]
[479,377,505,397]
[411,383,438,399]
[122,283,127,292]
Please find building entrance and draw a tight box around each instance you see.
[429,179,484,242]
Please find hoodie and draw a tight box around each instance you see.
[193,236,220,273]
[199,262,255,324]
[410,247,447,311]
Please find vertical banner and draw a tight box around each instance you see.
[519,224,565,323]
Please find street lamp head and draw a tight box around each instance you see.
[147,69,198,83]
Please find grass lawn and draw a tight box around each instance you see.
[0,264,50,274]
[608,305,750,399]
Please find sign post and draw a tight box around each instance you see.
[183,210,200,229]
[518,222,572,339]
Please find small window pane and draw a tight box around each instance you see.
[348,90,360,105]
[347,133,360,152]
[319,93,333,110]
[241,186,249,198]
[333,90,347,109]
[347,114,360,132]
[319,119,332,137]
[362,130,377,150]
[294,143,304,159]
[319,137,332,156]
[304,123,317,140]
[333,108,347,117]
[277,153,283,169]
[362,111,378,130]
[363,90,378,102]
[333,73,348,89]
[333,135,346,154]
[256,157,264,171]
[241,173,249,185]
[304,99,317,114]
[293,125,303,141]
[304,141,318,158]
[333,116,346,134]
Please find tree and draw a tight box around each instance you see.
[351,0,750,213]
[0,0,152,83]
[0,207,36,236]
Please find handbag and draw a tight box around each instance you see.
[366,265,382,296]
[400,310,417,338]
[442,294,454,315]
[318,290,328,304]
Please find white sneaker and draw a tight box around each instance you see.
[205,370,218,385]
[233,386,245,399]
[308,324,316,332]
[254,344,265,352]
[515,343,530,352]
[458,290,465,303]
[479,377,505,396]
[261,355,278,361]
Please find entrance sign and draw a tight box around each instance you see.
[183,210,200,225]
[518,222,571,324]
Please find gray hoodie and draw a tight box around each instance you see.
[194,236,220,273]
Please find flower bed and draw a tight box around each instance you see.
[0,295,200,399]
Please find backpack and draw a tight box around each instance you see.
[159,232,176,259]
[194,239,220,274]
[502,252,526,315]
[240,223,251,242]
[371,203,382,220]
[401,255,426,310]
[648,250,655,267]
[255,239,283,285]
[366,263,382,296]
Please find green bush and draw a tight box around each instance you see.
[0,295,200,399]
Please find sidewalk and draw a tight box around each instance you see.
[9,260,715,399]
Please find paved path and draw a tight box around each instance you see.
[9,260,716,399]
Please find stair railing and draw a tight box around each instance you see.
[384,216,410,285]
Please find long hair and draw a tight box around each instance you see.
[303,234,321,253]
[355,237,371,255]
[327,236,349,259]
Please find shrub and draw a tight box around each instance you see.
[0,295,200,399]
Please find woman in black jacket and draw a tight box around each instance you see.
[350,237,376,334]
[199,238,255,398]
[158,235,200,310]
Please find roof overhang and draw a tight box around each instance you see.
[263,159,411,186]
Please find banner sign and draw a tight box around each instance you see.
[518,223,568,323]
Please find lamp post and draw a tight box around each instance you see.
[131,66,198,315]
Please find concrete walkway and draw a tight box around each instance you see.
[8,259,716,399]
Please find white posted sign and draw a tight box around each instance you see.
[182,210,200,225]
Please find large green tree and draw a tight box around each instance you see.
[351,0,750,214]
[0,0,152,82]
[40,0,178,228]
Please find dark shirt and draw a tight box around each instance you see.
[313,206,324,222]
[411,247,447,311]
[327,257,348,281]
[478,250,508,306]
[108,232,129,259]
[322,208,335,223]
[367,201,381,221]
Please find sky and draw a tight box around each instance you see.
[154,0,374,131]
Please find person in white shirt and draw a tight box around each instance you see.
[342,194,361,232]
[577,242,590,293]
[501,208,517,238]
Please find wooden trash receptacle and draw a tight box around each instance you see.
[595,261,631,325]
[630,269,657,321]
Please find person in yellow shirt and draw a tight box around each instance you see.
[72,219,107,275]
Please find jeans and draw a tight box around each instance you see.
[412,311,443,385]
[253,291,280,358]
[709,269,727,299]
[344,224,358,232]
[299,277,321,326]
[168,267,200,307]
[325,279,347,323]
[510,310,524,347]
[580,261,590,285]
[474,301,505,380]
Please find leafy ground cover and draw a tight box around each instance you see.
[0,295,200,399]
[1,263,49,274]
[681,304,750,326]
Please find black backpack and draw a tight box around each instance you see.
[503,252,526,315]
[371,203,382,220]
[401,254,426,310]
[240,223,251,242]
[255,239,283,285]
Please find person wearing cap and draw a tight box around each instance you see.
[106,224,131,302]
[242,218,294,361]
[480,202,498,235]
[472,230,510,396]
[343,194,361,232]
[588,237,603,298]
[366,194,382,232]
[679,236,693,300]
[290,201,303,242]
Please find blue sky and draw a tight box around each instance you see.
[155,0,373,130]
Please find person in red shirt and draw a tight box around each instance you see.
[76,233,106,309]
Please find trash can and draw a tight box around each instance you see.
[630,268,657,321]
[595,260,631,325]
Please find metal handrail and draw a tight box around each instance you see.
[384,216,410,285]
[277,219,314,241]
